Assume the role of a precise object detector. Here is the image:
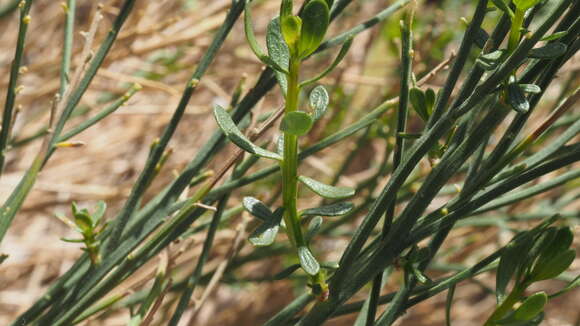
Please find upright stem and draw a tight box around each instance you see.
[282,58,305,248]
[508,9,525,55]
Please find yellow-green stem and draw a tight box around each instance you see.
[282,58,305,249]
[282,57,327,294]
[508,9,525,55]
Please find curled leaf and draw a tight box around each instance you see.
[309,85,330,121]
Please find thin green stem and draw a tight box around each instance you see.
[282,58,304,249]
[0,0,33,176]
[508,9,525,54]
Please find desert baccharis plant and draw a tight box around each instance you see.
[213,0,355,300]
[1,0,578,325]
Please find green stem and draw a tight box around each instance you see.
[508,9,525,55]
[282,58,304,249]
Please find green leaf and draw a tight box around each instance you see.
[242,196,273,222]
[281,15,302,49]
[244,2,288,73]
[513,0,542,11]
[513,292,547,321]
[536,227,573,266]
[280,0,293,18]
[518,84,541,94]
[490,0,514,18]
[530,249,575,282]
[267,18,291,94]
[298,0,330,58]
[249,208,283,247]
[301,202,354,217]
[305,216,323,242]
[92,201,107,223]
[61,237,85,243]
[410,87,429,121]
[507,82,529,114]
[298,175,355,199]
[425,88,436,115]
[213,105,282,161]
[73,211,93,233]
[496,235,533,302]
[298,246,320,275]
[273,264,301,280]
[309,85,330,121]
[281,111,314,136]
[528,42,567,59]
[300,37,353,87]
[476,50,505,70]
[541,31,567,41]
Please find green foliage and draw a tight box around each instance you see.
[281,111,314,136]
[297,0,330,58]
[213,104,282,161]
[298,175,355,199]
[59,201,108,266]
[3,0,578,325]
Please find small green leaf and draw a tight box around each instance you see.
[274,264,301,280]
[244,2,288,73]
[309,85,329,121]
[267,18,291,94]
[298,175,355,199]
[490,0,514,18]
[301,202,354,217]
[410,87,429,121]
[61,237,85,243]
[298,246,320,275]
[281,111,314,136]
[249,208,283,246]
[476,50,505,70]
[298,0,330,58]
[513,0,542,11]
[496,235,533,302]
[513,292,547,321]
[242,197,273,222]
[541,31,567,41]
[530,249,575,282]
[507,82,529,114]
[536,227,573,266]
[518,84,541,94]
[305,216,323,242]
[74,212,93,233]
[425,88,436,115]
[213,105,282,161]
[281,15,302,49]
[92,201,107,223]
[528,42,567,59]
